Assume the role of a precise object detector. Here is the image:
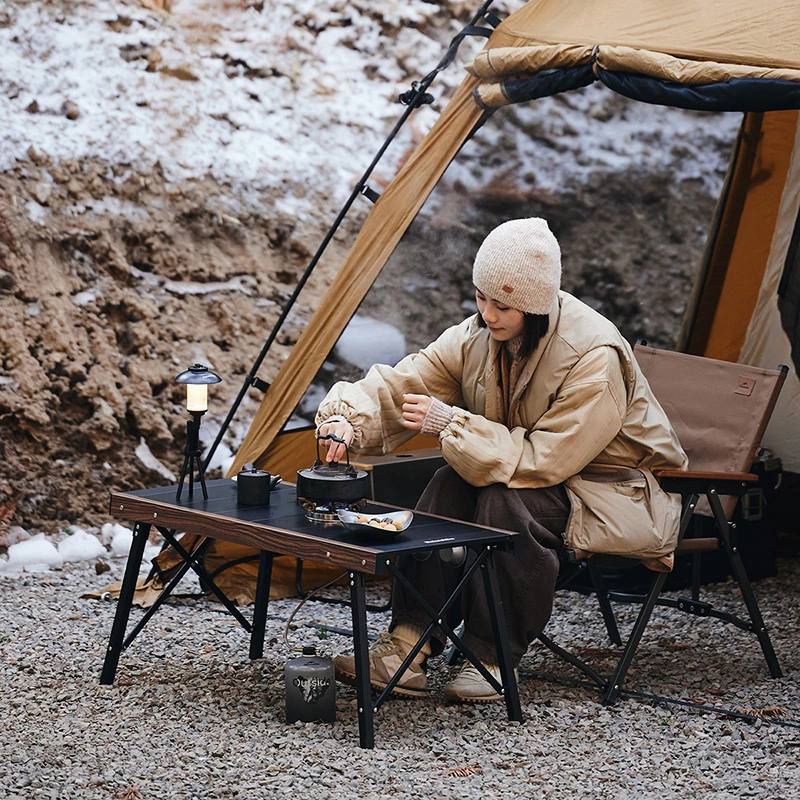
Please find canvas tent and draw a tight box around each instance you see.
[228,0,800,490]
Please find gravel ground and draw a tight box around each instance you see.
[1,551,799,800]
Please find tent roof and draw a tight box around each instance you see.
[493,0,800,71]
[468,1,800,112]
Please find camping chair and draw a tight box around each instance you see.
[542,343,788,705]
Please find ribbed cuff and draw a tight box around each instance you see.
[316,414,353,432]
[421,398,453,437]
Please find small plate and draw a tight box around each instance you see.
[337,509,413,537]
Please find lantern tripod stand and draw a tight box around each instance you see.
[176,410,208,502]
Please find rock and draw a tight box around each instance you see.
[160,64,199,81]
[94,559,110,575]
[32,182,52,205]
[146,48,163,72]
[62,100,80,120]
[25,99,39,114]
[0,269,15,290]
[26,146,50,166]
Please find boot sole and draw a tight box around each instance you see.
[443,690,503,703]
[335,667,428,698]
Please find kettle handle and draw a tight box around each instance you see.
[315,433,352,468]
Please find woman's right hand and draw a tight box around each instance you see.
[317,419,355,463]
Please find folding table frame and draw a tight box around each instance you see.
[100,479,522,748]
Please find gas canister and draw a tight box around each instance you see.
[284,646,336,723]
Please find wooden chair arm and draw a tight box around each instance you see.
[652,468,758,483]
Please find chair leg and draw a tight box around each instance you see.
[707,490,782,678]
[691,516,704,601]
[601,490,699,703]
[586,560,622,646]
[602,570,670,705]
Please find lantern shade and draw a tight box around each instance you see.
[174,364,223,386]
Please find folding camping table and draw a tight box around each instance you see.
[100,479,522,748]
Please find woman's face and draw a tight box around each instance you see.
[475,289,525,341]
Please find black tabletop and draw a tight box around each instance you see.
[111,479,517,575]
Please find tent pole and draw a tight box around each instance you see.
[203,0,498,472]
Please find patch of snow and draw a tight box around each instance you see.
[102,522,132,554]
[334,314,406,371]
[83,196,152,222]
[0,0,473,220]
[163,276,254,296]
[5,525,31,546]
[100,521,160,566]
[57,526,107,562]
[199,421,232,473]
[134,437,177,481]
[72,289,99,307]
[218,453,236,477]
[0,0,739,226]
[6,534,63,571]
[25,200,48,225]
[448,83,740,198]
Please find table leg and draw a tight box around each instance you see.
[482,550,523,723]
[100,521,151,685]
[349,571,374,749]
[250,550,274,660]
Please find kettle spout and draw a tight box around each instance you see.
[269,474,282,490]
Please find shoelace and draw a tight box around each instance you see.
[370,631,405,656]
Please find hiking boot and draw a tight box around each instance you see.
[334,632,427,697]
[443,661,518,703]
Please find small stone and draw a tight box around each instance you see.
[62,100,80,120]
[25,99,39,114]
[32,182,51,205]
[94,560,110,575]
[146,47,163,72]
[27,145,49,166]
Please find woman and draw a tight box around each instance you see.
[316,217,687,702]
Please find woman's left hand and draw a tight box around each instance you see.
[401,394,432,431]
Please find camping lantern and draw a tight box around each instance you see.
[174,364,222,502]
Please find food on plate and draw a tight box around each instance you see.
[354,514,402,531]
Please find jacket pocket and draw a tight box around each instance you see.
[564,470,681,559]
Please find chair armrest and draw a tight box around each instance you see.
[652,469,758,482]
[653,469,758,497]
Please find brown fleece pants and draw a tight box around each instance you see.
[391,465,570,667]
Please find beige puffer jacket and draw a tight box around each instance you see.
[317,292,688,567]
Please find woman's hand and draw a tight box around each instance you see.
[317,419,355,463]
[401,393,432,431]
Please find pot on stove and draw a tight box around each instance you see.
[296,434,369,506]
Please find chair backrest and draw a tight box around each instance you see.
[633,344,787,475]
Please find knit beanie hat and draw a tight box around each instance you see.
[472,218,561,315]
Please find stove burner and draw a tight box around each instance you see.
[297,497,366,524]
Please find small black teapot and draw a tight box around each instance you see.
[237,463,281,506]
